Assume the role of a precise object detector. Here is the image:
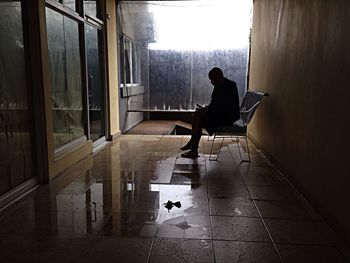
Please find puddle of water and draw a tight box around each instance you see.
[163,200,182,211]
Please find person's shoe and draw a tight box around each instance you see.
[180,149,199,158]
[180,143,192,151]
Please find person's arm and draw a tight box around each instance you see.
[207,86,218,110]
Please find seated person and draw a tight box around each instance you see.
[180,67,240,158]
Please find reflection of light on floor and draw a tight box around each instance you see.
[56,183,105,236]
[150,184,191,194]
[148,0,252,50]
[150,184,193,217]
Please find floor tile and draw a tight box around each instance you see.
[247,185,300,201]
[208,184,250,199]
[264,219,330,245]
[239,166,280,176]
[99,212,157,238]
[176,156,207,165]
[174,163,206,173]
[150,238,214,263]
[0,210,54,235]
[1,135,348,263]
[14,237,93,263]
[149,172,173,184]
[172,196,209,214]
[254,200,315,220]
[207,173,245,185]
[209,198,259,217]
[206,164,240,176]
[315,221,347,246]
[0,234,36,262]
[277,244,349,263]
[152,184,208,200]
[242,173,284,186]
[338,246,350,261]
[143,163,176,174]
[156,214,211,239]
[81,237,153,263]
[214,240,281,263]
[211,216,271,242]
[170,172,207,185]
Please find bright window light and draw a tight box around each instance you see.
[148,0,252,51]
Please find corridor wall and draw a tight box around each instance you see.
[249,0,350,242]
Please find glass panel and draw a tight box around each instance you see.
[132,42,139,84]
[46,8,85,148]
[84,0,99,18]
[85,24,105,141]
[62,0,76,11]
[118,0,252,110]
[124,38,131,84]
[118,35,125,85]
[0,1,35,195]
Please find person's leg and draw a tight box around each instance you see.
[180,108,207,157]
[190,108,206,149]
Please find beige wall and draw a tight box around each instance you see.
[249,0,350,242]
[106,0,121,138]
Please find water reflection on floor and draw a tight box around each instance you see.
[0,135,349,263]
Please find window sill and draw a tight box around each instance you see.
[54,136,87,160]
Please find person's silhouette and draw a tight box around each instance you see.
[180,67,240,158]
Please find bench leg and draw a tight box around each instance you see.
[237,136,251,162]
[209,135,224,161]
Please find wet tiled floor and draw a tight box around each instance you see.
[1,135,349,263]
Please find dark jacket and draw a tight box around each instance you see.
[204,77,240,134]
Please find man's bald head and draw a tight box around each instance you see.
[208,67,224,86]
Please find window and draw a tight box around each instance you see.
[52,0,77,11]
[117,1,252,110]
[85,24,105,142]
[0,0,36,195]
[119,35,140,87]
[84,0,100,19]
[46,7,85,148]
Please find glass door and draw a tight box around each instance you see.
[84,0,106,144]
[85,23,105,143]
[0,0,38,206]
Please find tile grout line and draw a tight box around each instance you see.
[238,165,285,263]
[146,237,156,263]
[211,143,285,262]
[206,155,217,263]
[147,135,164,263]
[239,145,348,249]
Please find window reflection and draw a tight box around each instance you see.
[84,0,99,18]
[119,36,140,86]
[85,24,105,141]
[46,8,85,148]
[0,1,35,195]
[62,0,76,11]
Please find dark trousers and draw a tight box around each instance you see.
[189,107,208,149]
